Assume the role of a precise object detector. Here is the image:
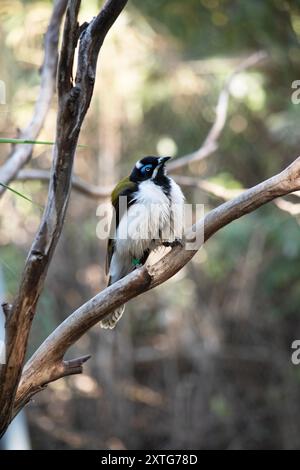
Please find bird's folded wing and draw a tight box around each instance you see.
[105,176,136,275]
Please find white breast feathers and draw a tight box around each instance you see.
[115,178,184,260]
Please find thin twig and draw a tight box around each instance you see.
[0,0,68,196]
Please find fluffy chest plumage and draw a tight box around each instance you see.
[115,178,184,259]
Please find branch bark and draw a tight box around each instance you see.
[0,0,128,438]
[11,155,300,419]
[0,0,68,196]
[0,3,293,437]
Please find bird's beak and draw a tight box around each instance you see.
[152,156,172,180]
[158,156,172,166]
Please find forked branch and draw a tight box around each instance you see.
[12,155,300,418]
[0,0,294,439]
[0,0,128,438]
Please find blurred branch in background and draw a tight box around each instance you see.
[14,169,300,219]
[16,168,114,199]
[0,0,68,196]
[12,51,268,198]
[167,51,268,172]
[175,176,300,217]
[274,198,300,216]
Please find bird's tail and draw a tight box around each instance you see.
[100,275,125,329]
[100,304,125,329]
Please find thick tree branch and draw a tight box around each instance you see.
[0,4,291,436]
[11,155,300,418]
[0,0,128,438]
[0,0,68,196]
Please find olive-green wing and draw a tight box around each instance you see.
[105,176,136,275]
[105,238,114,277]
[110,176,136,208]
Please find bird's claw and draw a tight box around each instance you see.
[162,237,185,248]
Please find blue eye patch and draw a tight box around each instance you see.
[140,164,153,174]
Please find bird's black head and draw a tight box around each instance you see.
[129,156,171,183]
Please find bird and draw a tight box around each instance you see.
[100,155,185,329]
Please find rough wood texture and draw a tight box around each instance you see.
[0,0,298,438]
[11,155,300,419]
[0,0,128,437]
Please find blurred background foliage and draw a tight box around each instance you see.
[1,0,300,449]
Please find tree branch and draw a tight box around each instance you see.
[173,175,298,217]
[14,169,243,200]
[13,51,268,200]
[17,169,114,199]
[16,169,231,200]
[11,155,300,419]
[0,0,68,196]
[0,0,128,437]
[168,51,268,172]
[0,4,292,436]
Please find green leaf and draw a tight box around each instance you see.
[0,138,87,148]
[0,182,43,208]
[0,138,54,145]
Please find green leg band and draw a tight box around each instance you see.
[132,257,141,266]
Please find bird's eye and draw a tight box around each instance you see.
[141,164,152,175]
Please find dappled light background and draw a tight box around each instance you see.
[1,0,300,449]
